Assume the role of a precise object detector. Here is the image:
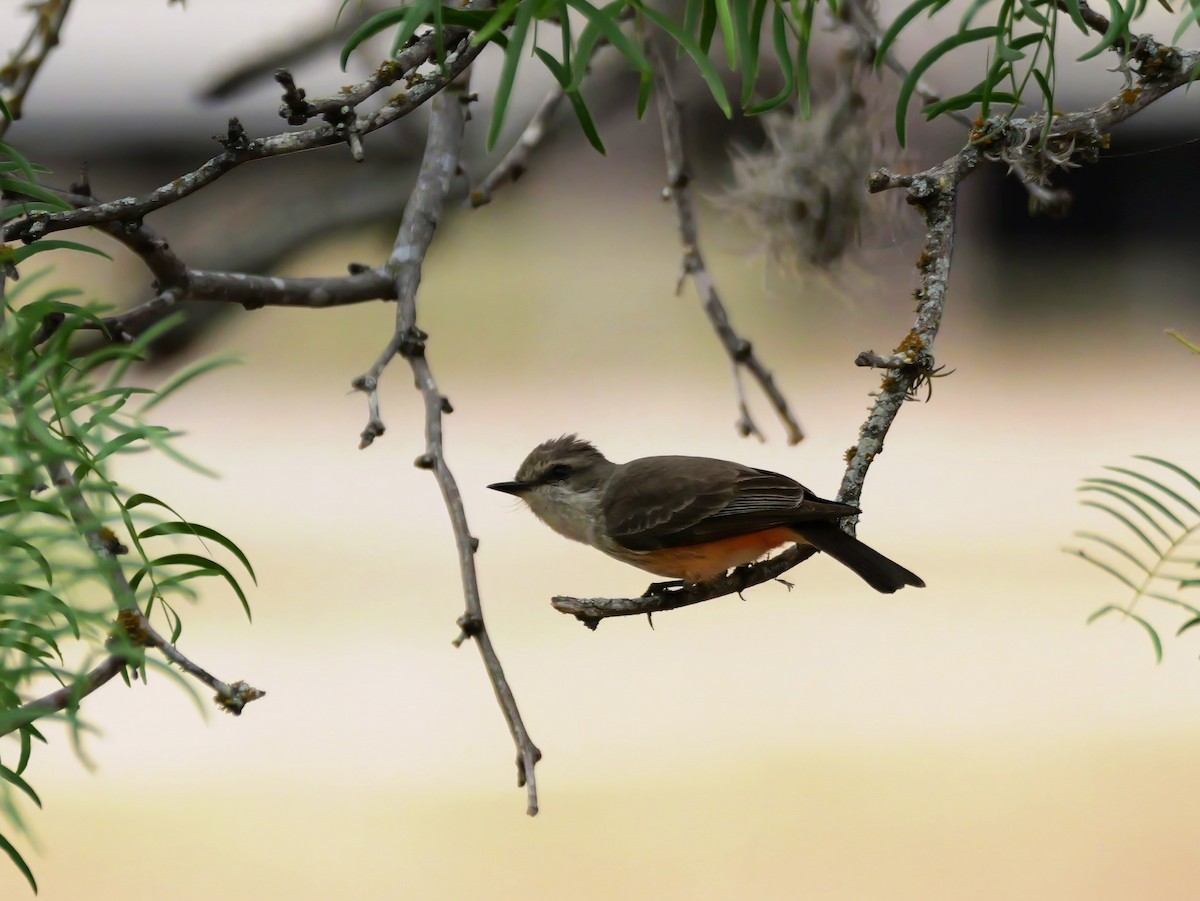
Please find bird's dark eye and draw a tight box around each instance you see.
[547,464,572,482]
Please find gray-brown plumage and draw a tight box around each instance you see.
[490,436,923,593]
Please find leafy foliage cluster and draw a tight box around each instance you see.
[342,0,1195,156]
[1071,456,1200,661]
[1,141,254,890]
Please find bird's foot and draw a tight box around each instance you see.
[731,564,756,600]
[642,579,687,597]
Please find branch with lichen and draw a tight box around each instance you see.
[2,26,487,247]
[552,1,1200,629]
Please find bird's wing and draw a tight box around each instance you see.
[602,456,859,551]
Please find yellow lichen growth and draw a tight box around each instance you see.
[894,329,925,359]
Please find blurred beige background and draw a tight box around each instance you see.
[4,2,1200,899]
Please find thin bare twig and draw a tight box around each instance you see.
[469,20,624,207]
[0,0,74,140]
[840,0,974,129]
[648,39,804,445]
[0,655,128,736]
[470,84,567,207]
[353,78,541,815]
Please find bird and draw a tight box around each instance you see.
[488,435,924,594]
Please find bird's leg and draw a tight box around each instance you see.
[731,564,756,600]
[641,579,687,597]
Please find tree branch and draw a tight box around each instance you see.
[648,39,804,446]
[551,546,817,628]
[469,84,566,207]
[3,28,487,246]
[352,78,542,816]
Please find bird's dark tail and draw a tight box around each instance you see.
[793,521,924,594]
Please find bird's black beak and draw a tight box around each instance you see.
[487,480,529,496]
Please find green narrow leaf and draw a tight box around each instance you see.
[875,0,950,66]
[0,831,37,893]
[473,0,522,43]
[1086,603,1120,624]
[124,492,179,513]
[1073,531,1151,574]
[0,176,72,210]
[565,90,606,153]
[487,0,538,150]
[1,201,65,220]
[1084,477,1186,529]
[1080,500,1162,557]
[138,522,256,583]
[340,2,429,69]
[895,26,1003,146]
[566,0,651,87]
[1078,0,1130,59]
[924,91,1018,119]
[1135,456,1200,496]
[0,535,53,585]
[746,4,795,115]
[139,356,239,412]
[1080,486,1171,540]
[1129,610,1164,661]
[794,0,816,117]
[1031,66,1055,143]
[0,143,49,181]
[0,619,63,661]
[17,727,33,775]
[0,764,42,809]
[958,0,997,29]
[12,240,112,266]
[1059,0,1092,33]
[714,0,737,67]
[698,0,718,52]
[558,0,572,70]
[388,0,436,57]
[0,499,69,520]
[141,431,220,479]
[739,0,770,108]
[429,0,445,67]
[531,47,606,152]
[640,4,732,116]
[1016,0,1050,27]
[92,426,172,464]
[1177,616,1200,635]
[1145,592,1200,615]
[137,554,252,621]
[1069,548,1141,592]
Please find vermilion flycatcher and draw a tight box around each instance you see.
[488,435,924,593]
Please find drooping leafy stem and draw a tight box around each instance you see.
[1069,457,1200,662]
[2,137,257,889]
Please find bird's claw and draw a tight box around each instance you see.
[641,579,686,597]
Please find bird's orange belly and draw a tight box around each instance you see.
[620,527,802,582]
